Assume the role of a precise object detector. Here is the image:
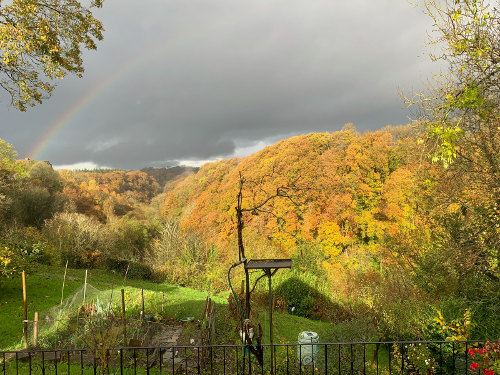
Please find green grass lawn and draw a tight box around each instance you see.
[1,264,388,372]
[259,311,334,344]
[0,265,397,375]
[0,265,226,350]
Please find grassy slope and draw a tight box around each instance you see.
[1,265,352,354]
[259,311,334,344]
[0,265,225,350]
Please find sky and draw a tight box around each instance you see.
[0,0,439,170]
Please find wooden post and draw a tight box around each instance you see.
[108,284,114,314]
[123,263,130,285]
[141,288,145,322]
[33,312,39,347]
[60,260,68,307]
[22,271,28,349]
[57,260,69,330]
[200,296,209,321]
[82,269,88,306]
[121,289,127,344]
[162,292,165,313]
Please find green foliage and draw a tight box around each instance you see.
[79,313,121,374]
[43,212,107,267]
[110,217,155,260]
[147,221,219,288]
[273,243,337,319]
[105,258,152,280]
[10,185,54,227]
[428,124,464,167]
[329,316,380,342]
[392,343,436,375]
[274,277,317,318]
[0,139,27,224]
[0,246,21,278]
[0,0,104,110]
[0,139,25,173]
[417,0,500,167]
[0,227,44,278]
[425,309,472,341]
[28,161,62,191]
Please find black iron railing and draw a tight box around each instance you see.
[0,340,493,374]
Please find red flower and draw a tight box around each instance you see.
[484,369,494,375]
[477,349,485,355]
[470,362,479,370]
[468,349,476,357]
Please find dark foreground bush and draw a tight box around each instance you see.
[274,277,351,321]
[105,258,153,280]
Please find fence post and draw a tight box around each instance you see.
[121,289,127,344]
[22,270,28,349]
[60,260,68,307]
[57,260,69,330]
[141,288,145,322]
[33,312,39,347]
[83,269,88,306]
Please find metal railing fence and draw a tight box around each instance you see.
[0,340,494,375]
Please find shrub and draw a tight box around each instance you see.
[147,221,219,288]
[43,212,110,267]
[0,227,44,277]
[105,258,152,280]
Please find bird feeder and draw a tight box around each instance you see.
[245,258,292,374]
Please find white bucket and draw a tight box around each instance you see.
[297,331,319,365]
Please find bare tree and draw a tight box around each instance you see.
[234,168,305,318]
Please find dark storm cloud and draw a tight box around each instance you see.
[0,0,437,169]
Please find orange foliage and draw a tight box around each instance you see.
[162,127,436,264]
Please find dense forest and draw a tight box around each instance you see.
[0,0,499,354]
[1,120,498,342]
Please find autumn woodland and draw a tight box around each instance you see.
[0,1,499,370]
[1,117,499,345]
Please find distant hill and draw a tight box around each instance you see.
[141,166,199,191]
[161,126,430,256]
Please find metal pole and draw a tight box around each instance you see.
[121,289,127,344]
[268,270,274,375]
[141,288,145,322]
[83,269,88,305]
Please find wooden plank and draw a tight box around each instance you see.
[245,259,292,270]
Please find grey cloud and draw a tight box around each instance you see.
[0,0,438,169]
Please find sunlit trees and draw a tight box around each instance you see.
[396,0,500,337]
[410,0,499,236]
[0,139,19,221]
[43,212,107,267]
[412,0,499,168]
[29,161,61,190]
[0,0,104,110]
[147,221,218,288]
[6,161,67,227]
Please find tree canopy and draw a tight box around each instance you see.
[0,0,104,110]
[409,0,499,169]
[412,0,499,275]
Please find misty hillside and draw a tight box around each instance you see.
[141,166,199,191]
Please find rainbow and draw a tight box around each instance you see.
[28,49,156,160]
